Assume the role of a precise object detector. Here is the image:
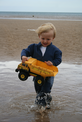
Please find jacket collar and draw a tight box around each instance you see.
[37,42,52,47]
[37,42,42,47]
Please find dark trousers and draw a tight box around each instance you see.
[34,76,54,93]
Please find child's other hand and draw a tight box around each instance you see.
[45,61,53,66]
[22,56,28,63]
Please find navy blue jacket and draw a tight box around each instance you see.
[21,42,62,66]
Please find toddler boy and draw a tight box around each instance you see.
[21,23,62,108]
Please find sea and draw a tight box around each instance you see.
[0,11,82,21]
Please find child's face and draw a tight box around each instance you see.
[39,30,54,47]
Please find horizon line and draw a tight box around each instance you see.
[0,11,82,13]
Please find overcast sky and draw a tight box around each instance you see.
[0,0,82,12]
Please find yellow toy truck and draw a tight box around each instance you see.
[15,58,58,85]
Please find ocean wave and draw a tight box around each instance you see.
[0,61,20,69]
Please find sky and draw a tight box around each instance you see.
[0,0,82,12]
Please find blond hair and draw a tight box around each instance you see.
[36,23,56,38]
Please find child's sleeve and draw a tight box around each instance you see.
[53,50,62,66]
[21,44,34,58]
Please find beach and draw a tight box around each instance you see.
[0,18,82,122]
[0,19,82,63]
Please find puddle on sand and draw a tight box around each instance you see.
[0,61,82,122]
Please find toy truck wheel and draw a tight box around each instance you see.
[36,76,44,86]
[18,71,28,81]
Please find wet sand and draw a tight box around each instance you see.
[0,19,82,122]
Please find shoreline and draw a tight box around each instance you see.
[0,17,82,21]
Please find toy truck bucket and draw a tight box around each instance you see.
[25,58,58,78]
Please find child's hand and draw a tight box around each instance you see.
[45,61,53,66]
[22,56,28,63]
